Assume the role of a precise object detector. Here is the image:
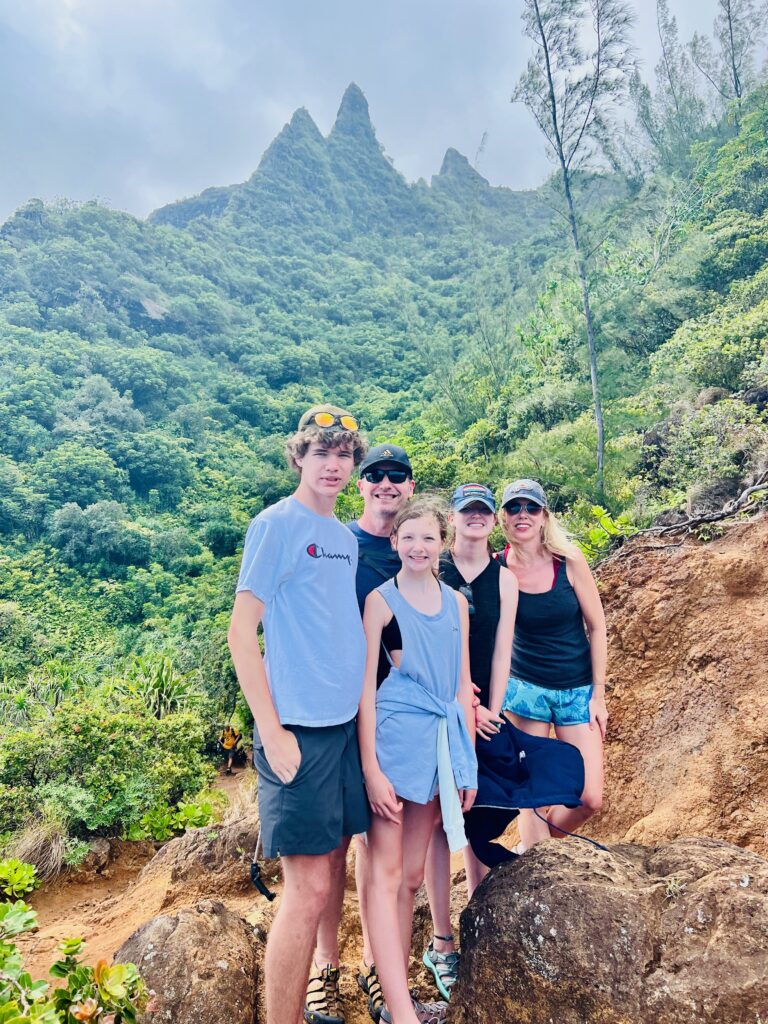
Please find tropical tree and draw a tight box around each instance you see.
[690,0,768,121]
[630,0,710,171]
[513,0,635,493]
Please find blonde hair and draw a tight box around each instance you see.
[499,505,579,560]
[286,404,367,473]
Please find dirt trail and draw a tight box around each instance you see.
[17,767,251,978]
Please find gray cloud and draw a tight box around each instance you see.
[0,0,728,222]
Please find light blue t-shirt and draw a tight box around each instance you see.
[236,496,366,727]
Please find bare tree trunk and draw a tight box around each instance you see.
[562,171,606,495]
[724,0,743,111]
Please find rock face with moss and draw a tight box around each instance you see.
[450,837,768,1024]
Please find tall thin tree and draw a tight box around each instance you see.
[630,0,709,171]
[513,0,635,494]
[690,0,768,122]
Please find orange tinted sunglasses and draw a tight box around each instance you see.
[309,412,359,431]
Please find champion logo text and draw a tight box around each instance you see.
[306,543,352,565]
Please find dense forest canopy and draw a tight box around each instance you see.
[1,1,767,851]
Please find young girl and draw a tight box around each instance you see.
[498,479,607,850]
[358,499,477,1024]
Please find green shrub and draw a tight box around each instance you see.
[135,805,176,842]
[0,697,214,839]
[655,399,767,493]
[0,859,38,898]
[0,786,35,834]
[113,655,200,719]
[126,788,223,841]
[0,905,148,1024]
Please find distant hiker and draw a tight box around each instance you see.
[418,484,517,1000]
[358,499,477,1024]
[346,443,414,1023]
[497,479,607,850]
[228,405,369,1024]
[218,723,241,775]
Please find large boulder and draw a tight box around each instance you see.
[115,899,262,1024]
[450,837,768,1024]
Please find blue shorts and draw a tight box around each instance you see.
[502,676,592,727]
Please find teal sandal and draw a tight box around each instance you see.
[422,934,460,1001]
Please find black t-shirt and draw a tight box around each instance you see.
[439,550,501,707]
[347,521,402,684]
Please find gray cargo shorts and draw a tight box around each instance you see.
[253,717,370,858]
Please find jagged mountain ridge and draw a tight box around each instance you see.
[150,83,552,244]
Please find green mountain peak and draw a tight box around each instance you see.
[330,83,374,138]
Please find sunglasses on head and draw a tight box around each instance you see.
[362,467,410,484]
[505,501,544,516]
[307,412,359,431]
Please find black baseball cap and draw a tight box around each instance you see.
[501,479,548,509]
[359,444,412,476]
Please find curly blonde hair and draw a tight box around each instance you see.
[286,404,367,473]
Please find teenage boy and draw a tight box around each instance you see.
[228,405,369,1024]
[348,444,414,1022]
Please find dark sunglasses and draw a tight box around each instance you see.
[505,501,544,516]
[458,583,475,616]
[362,468,411,484]
[306,411,359,431]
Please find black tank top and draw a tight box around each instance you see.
[439,551,501,707]
[504,554,592,690]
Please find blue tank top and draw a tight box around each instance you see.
[374,578,477,811]
[510,557,592,690]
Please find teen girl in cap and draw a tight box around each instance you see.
[497,479,607,850]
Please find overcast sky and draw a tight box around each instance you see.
[0,0,728,223]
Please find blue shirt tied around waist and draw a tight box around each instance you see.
[375,578,477,853]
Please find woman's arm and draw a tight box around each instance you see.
[359,591,402,822]
[568,549,609,738]
[487,567,518,719]
[455,591,477,812]
[455,591,476,744]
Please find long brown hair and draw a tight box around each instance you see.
[392,497,449,542]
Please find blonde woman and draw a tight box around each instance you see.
[497,479,607,850]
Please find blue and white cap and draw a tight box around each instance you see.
[501,479,548,509]
[450,483,496,513]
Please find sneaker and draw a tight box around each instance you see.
[380,997,448,1024]
[304,963,345,1024]
[422,940,460,1001]
[357,961,384,1022]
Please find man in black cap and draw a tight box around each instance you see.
[349,444,415,622]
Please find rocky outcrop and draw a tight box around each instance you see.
[595,516,768,856]
[135,804,280,908]
[450,836,768,1024]
[116,899,262,1024]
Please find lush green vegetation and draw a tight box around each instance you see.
[1,47,767,859]
[0,881,148,1023]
